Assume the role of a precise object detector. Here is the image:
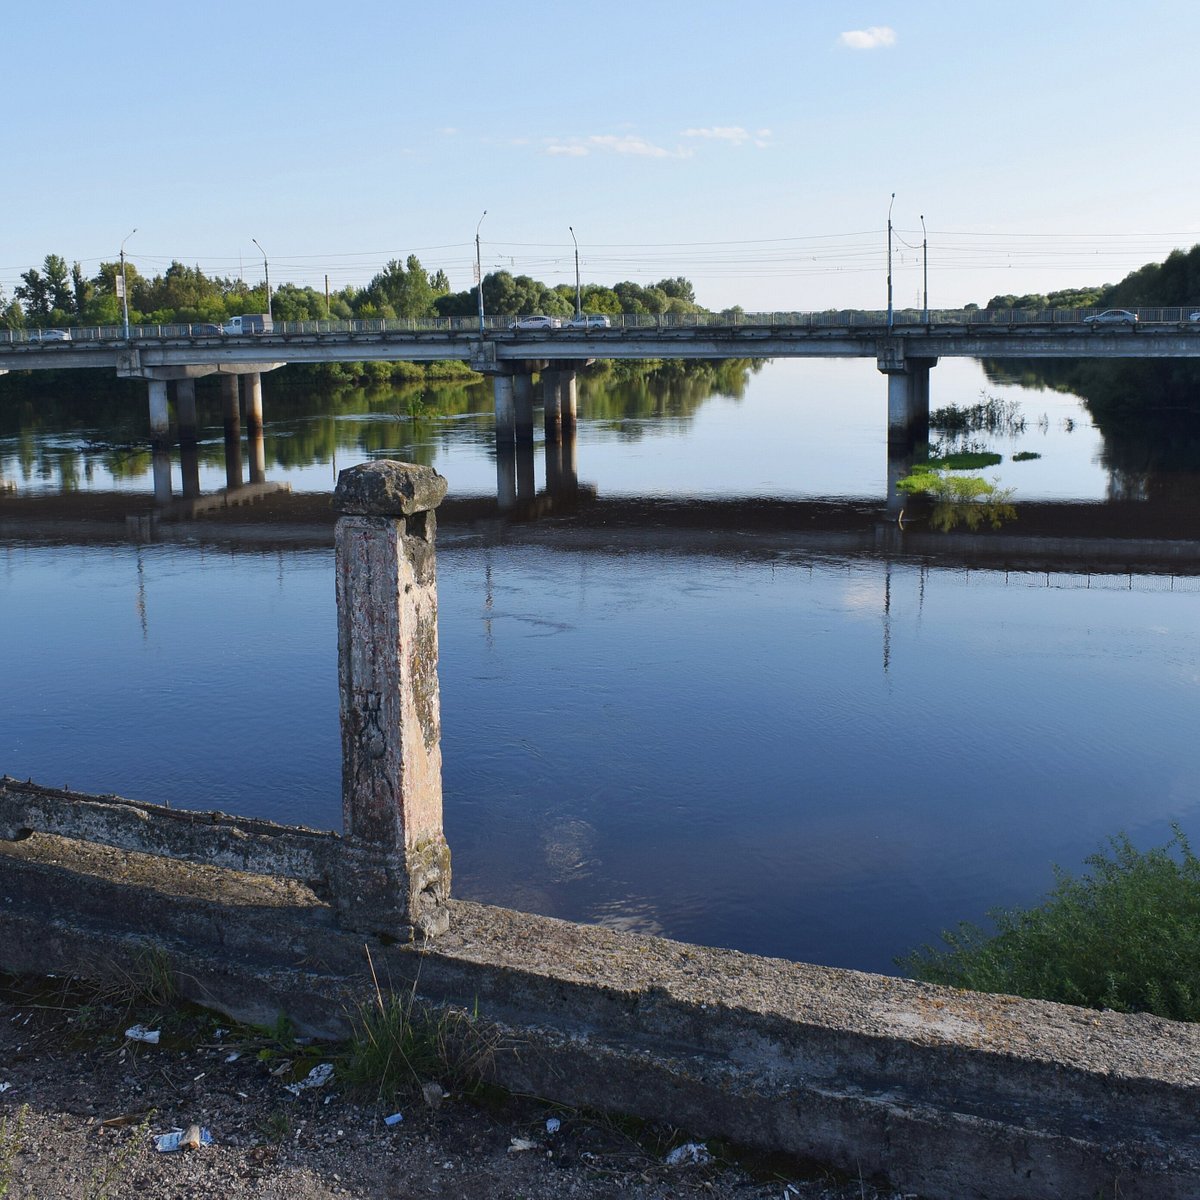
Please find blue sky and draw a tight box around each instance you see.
[5,1,1200,313]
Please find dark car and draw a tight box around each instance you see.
[189,323,222,336]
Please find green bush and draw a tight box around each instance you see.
[899,828,1200,1021]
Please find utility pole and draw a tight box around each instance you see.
[569,225,581,318]
[475,210,487,334]
[886,193,895,331]
[920,214,929,324]
[120,228,137,339]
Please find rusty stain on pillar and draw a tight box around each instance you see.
[333,461,452,939]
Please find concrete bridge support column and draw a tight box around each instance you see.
[221,375,243,489]
[561,370,578,432]
[249,427,266,484]
[148,379,170,444]
[880,355,936,445]
[332,461,452,939]
[516,437,536,501]
[175,379,198,443]
[243,372,264,439]
[180,441,201,499]
[513,372,535,443]
[496,446,517,510]
[542,370,563,442]
[493,374,516,445]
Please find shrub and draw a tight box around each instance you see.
[899,828,1200,1021]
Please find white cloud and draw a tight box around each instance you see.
[542,134,691,159]
[682,126,751,144]
[838,26,897,50]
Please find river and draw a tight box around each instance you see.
[1,356,1197,973]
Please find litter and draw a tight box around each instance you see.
[664,1142,712,1167]
[508,1137,541,1153]
[384,1112,404,1127]
[154,1125,213,1153]
[0,1083,11,1094]
[545,1117,561,1134]
[284,1062,334,1095]
[224,1052,241,1063]
[421,1081,445,1109]
[124,1025,160,1045]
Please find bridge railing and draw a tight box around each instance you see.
[4,306,1200,344]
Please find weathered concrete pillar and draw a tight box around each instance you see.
[243,372,264,438]
[545,439,563,494]
[333,461,451,938]
[493,374,516,444]
[542,369,562,442]
[513,372,535,443]
[151,446,172,504]
[148,379,170,443]
[561,369,578,431]
[176,378,198,442]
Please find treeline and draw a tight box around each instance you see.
[0,251,709,330]
[983,242,1200,311]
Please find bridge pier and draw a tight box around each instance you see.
[878,347,936,445]
[543,369,564,442]
[493,374,516,444]
[243,372,264,439]
[180,439,201,499]
[147,379,170,444]
[151,445,173,504]
[175,378,198,442]
[514,372,535,443]
[221,375,243,489]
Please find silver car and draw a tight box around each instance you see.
[1083,309,1137,327]
[509,315,562,331]
[565,314,612,330]
[29,328,72,342]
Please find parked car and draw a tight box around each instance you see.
[29,328,71,342]
[565,314,612,329]
[1083,309,1138,326]
[509,315,561,331]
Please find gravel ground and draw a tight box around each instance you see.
[0,975,914,1200]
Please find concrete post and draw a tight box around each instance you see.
[176,378,198,442]
[543,370,562,442]
[516,437,536,501]
[561,369,578,431]
[148,379,170,443]
[333,461,452,938]
[513,372,535,443]
[493,374,516,444]
[243,372,264,439]
[880,351,935,445]
[180,440,201,499]
[221,375,243,489]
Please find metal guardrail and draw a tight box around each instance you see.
[2,306,1200,344]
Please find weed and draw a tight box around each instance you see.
[256,1107,294,1144]
[900,826,1200,1021]
[0,1104,29,1198]
[340,948,495,1101]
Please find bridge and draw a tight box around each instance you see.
[2,306,1197,447]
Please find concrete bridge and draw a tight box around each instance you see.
[3,306,1200,447]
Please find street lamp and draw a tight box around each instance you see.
[886,192,895,331]
[569,225,581,318]
[475,210,487,334]
[920,214,928,324]
[252,238,271,322]
[120,227,137,339]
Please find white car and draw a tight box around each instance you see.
[29,328,72,342]
[1083,309,1137,327]
[1189,312,1200,322]
[564,314,612,330]
[509,315,561,331]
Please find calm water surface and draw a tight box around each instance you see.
[2,357,1198,973]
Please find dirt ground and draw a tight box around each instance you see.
[0,975,914,1200]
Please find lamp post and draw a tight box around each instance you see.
[569,225,581,318]
[252,238,271,322]
[120,227,137,339]
[920,213,928,325]
[475,210,487,334]
[886,192,895,331]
